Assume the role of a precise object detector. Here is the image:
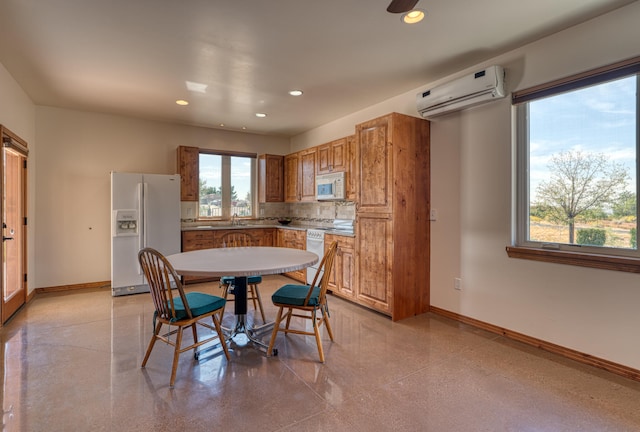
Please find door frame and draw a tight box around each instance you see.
[0,125,28,325]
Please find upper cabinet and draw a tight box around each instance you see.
[284,152,300,202]
[258,154,284,203]
[275,135,354,203]
[299,148,317,202]
[316,137,348,174]
[177,146,199,201]
[284,148,317,202]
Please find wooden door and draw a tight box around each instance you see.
[1,128,28,324]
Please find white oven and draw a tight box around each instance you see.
[306,229,326,285]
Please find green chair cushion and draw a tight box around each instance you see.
[221,275,262,285]
[171,292,226,320]
[272,284,320,306]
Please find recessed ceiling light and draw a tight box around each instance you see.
[255,113,267,118]
[176,99,189,106]
[289,90,303,96]
[402,9,425,24]
[219,123,225,127]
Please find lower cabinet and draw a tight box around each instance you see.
[324,234,355,300]
[277,228,306,283]
[180,228,276,283]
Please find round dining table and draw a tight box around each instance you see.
[166,246,319,351]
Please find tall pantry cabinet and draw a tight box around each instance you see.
[355,112,430,321]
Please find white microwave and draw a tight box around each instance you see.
[316,171,346,201]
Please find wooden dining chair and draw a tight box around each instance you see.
[267,241,338,362]
[138,247,230,387]
[219,231,266,323]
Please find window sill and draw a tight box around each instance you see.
[505,246,640,273]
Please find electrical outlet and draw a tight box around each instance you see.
[454,278,462,290]
[430,209,438,221]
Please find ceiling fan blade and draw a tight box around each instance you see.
[387,0,419,13]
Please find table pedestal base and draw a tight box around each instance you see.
[224,315,274,352]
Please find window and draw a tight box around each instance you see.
[511,57,640,269]
[198,150,256,219]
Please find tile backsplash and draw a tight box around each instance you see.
[181,200,355,226]
[261,201,355,225]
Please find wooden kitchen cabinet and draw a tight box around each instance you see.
[299,148,317,202]
[182,230,215,251]
[277,228,306,282]
[215,228,276,247]
[258,154,284,203]
[317,137,348,174]
[284,152,300,202]
[354,112,430,321]
[181,227,275,283]
[177,145,199,201]
[284,149,316,202]
[325,234,356,300]
[346,134,356,200]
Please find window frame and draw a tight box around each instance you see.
[198,149,257,221]
[509,56,640,273]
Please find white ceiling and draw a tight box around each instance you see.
[0,0,634,137]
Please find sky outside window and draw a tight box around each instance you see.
[529,76,637,202]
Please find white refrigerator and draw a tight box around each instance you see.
[110,172,181,296]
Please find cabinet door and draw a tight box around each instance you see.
[277,228,306,282]
[258,154,284,203]
[356,214,392,315]
[181,230,215,283]
[177,146,199,201]
[329,137,348,172]
[325,235,356,300]
[317,137,348,175]
[284,153,300,202]
[299,148,316,202]
[346,134,357,201]
[316,142,332,175]
[182,230,215,251]
[356,117,392,213]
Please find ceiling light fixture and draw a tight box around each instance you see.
[402,9,425,24]
[255,113,267,118]
[176,99,189,106]
[289,90,303,96]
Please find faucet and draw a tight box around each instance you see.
[231,213,238,226]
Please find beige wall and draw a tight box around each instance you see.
[34,107,289,288]
[1,1,639,371]
[292,2,640,370]
[0,63,37,296]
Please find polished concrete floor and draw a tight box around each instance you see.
[2,274,640,431]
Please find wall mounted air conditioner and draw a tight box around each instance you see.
[416,65,506,119]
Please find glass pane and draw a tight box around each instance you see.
[527,76,637,248]
[199,154,222,218]
[231,156,252,217]
[3,148,23,303]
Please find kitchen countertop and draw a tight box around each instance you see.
[181,224,354,237]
